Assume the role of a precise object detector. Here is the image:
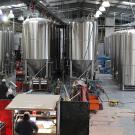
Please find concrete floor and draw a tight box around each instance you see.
[90,74,135,135]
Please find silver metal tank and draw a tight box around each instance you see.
[22,18,51,77]
[0,31,2,69]
[0,31,14,73]
[123,30,135,86]
[71,21,97,60]
[22,18,51,60]
[71,21,98,77]
[105,29,135,90]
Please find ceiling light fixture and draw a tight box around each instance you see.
[18,15,24,21]
[95,1,100,4]
[94,0,110,19]
[96,10,102,15]
[102,0,110,7]
[8,10,14,19]
[94,14,100,18]
[122,1,135,6]
[2,15,8,23]
[99,6,106,12]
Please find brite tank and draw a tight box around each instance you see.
[105,29,135,90]
[71,21,97,77]
[22,18,51,77]
[23,18,50,60]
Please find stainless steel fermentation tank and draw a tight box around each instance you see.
[0,31,14,75]
[105,29,135,90]
[22,18,52,78]
[71,21,98,78]
[23,18,51,60]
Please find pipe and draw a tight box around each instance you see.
[70,92,80,101]
[98,25,135,27]
[63,84,70,101]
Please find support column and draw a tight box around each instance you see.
[105,17,115,36]
[46,60,48,78]
[24,60,27,81]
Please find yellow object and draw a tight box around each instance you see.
[109,100,119,107]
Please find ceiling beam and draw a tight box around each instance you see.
[21,0,66,24]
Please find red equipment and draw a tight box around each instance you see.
[0,100,13,135]
[79,84,102,111]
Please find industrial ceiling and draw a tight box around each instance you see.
[0,0,135,23]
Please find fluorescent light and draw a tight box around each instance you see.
[0,5,11,9]
[8,10,14,19]
[0,6,6,9]
[11,3,25,8]
[96,10,102,15]
[99,6,106,12]
[122,1,135,6]
[102,1,110,7]
[95,1,100,4]
[0,3,26,9]
[39,1,43,3]
[0,9,3,15]
[6,6,12,9]
[2,15,8,23]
